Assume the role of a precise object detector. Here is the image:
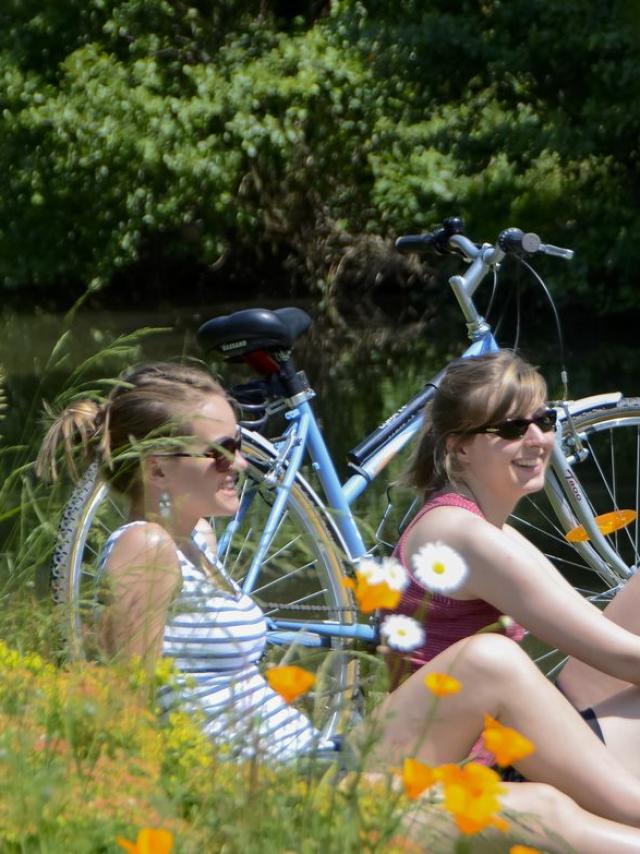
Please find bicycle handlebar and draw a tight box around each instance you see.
[395,217,574,340]
[395,219,574,262]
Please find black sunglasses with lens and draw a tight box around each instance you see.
[160,430,242,472]
[472,408,557,440]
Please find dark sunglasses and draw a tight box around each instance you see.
[160,430,242,472]
[472,408,557,440]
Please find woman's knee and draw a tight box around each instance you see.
[455,634,537,683]
[504,782,578,835]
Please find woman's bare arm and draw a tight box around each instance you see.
[407,509,640,685]
[99,523,180,668]
[463,518,640,683]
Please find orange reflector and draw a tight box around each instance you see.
[565,510,637,543]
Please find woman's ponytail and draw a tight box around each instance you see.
[36,398,103,482]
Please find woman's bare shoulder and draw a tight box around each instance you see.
[104,522,180,578]
[405,504,490,553]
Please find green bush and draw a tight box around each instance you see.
[1,1,640,309]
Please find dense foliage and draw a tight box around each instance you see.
[1,1,639,310]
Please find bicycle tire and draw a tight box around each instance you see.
[215,430,360,738]
[50,430,360,739]
[513,397,640,675]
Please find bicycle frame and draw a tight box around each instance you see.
[217,234,632,645]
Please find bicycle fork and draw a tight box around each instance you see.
[545,440,634,586]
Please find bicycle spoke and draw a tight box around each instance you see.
[264,588,329,616]
[253,559,317,595]
[513,402,640,677]
[261,532,305,567]
[514,499,569,541]
[583,432,637,553]
[541,553,600,571]
[515,517,571,547]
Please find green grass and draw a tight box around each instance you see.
[0,322,570,853]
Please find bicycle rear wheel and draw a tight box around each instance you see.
[513,398,640,675]
[51,429,360,739]
[216,431,360,737]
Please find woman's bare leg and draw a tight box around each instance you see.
[496,783,640,854]
[404,783,640,854]
[559,569,640,708]
[362,633,640,826]
[552,570,640,778]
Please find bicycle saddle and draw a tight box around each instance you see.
[197,307,312,361]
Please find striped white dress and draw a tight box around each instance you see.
[98,522,334,761]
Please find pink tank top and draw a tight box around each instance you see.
[384,492,526,688]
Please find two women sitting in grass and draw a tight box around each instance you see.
[38,360,640,852]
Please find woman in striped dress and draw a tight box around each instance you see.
[37,361,640,851]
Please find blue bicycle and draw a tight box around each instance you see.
[52,218,640,740]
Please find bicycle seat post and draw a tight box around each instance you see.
[275,354,315,408]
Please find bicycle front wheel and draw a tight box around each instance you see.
[513,397,640,674]
[51,430,360,739]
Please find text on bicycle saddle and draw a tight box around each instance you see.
[197,307,312,365]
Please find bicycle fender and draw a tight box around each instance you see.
[559,392,623,418]
[241,428,355,567]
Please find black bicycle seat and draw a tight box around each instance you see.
[197,307,312,361]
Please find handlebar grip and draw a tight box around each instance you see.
[395,217,465,255]
[498,228,574,261]
[498,228,541,256]
[394,234,438,253]
[540,243,575,261]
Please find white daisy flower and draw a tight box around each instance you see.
[411,542,468,593]
[356,556,408,592]
[356,557,386,585]
[379,557,409,591]
[380,614,425,652]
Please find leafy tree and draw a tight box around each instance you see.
[0,0,639,311]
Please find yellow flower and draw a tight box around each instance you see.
[437,762,508,835]
[265,665,316,704]
[116,828,174,854]
[402,757,438,800]
[510,847,542,854]
[482,715,535,767]
[343,572,401,614]
[424,672,462,697]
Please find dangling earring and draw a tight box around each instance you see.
[158,491,172,519]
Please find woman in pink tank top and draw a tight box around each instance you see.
[383,491,526,689]
[386,351,640,794]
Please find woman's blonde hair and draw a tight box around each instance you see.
[37,362,227,494]
[406,351,547,498]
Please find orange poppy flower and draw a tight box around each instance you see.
[424,672,462,697]
[437,762,508,835]
[116,828,174,854]
[510,847,543,854]
[265,665,316,704]
[482,715,535,767]
[402,757,438,799]
[343,573,401,614]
